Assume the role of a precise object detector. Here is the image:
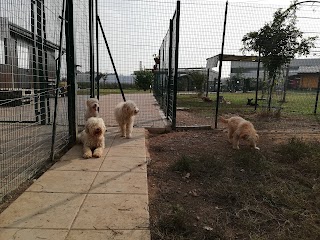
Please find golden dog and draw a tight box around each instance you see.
[114,100,139,139]
[77,117,106,158]
[85,98,99,121]
[220,116,260,150]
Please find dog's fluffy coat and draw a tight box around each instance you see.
[85,98,99,121]
[114,100,139,139]
[77,117,106,158]
[220,116,260,150]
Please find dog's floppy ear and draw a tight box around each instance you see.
[122,103,129,113]
[256,133,259,140]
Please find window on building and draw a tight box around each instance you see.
[17,41,29,69]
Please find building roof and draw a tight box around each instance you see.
[206,54,259,68]
[298,66,320,74]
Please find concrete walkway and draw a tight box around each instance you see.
[0,128,150,240]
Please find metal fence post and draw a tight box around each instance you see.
[65,0,77,144]
[95,0,100,99]
[89,0,95,98]
[314,74,320,114]
[172,0,180,130]
[214,0,228,129]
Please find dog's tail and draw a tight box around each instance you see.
[219,116,229,124]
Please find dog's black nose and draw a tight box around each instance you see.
[95,128,102,134]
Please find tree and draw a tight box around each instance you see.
[134,70,153,91]
[189,71,206,96]
[242,1,317,110]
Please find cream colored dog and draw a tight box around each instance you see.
[85,98,99,121]
[77,117,106,158]
[114,100,139,139]
[220,116,260,150]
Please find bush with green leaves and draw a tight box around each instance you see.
[134,70,154,91]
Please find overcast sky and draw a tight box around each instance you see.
[1,0,318,77]
[94,0,320,77]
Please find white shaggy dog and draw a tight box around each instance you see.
[77,117,106,158]
[220,116,260,150]
[85,98,99,121]
[114,100,139,139]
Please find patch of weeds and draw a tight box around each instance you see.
[232,149,269,174]
[192,154,227,176]
[149,145,166,152]
[171,155,193,173]
[277,137,314,163]
[256,109,282,120]
[157,204,193,237]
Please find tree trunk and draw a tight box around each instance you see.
[282,65,290,102]
[268,75,276,111]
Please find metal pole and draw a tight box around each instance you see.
[95,0,99,99]
[89,0,95,98]
[50,0,66,161]
[314,73,320,114]
[65,0,77,144]
[214,1,228,129]
[97,16,126,102]
[31,0,39,123]
[167,19,173,119]
[206,68,209,97]
[254,50,261,111]
[171,0,180,130]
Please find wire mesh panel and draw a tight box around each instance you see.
[73,0,92,126]
[93,0,177,128]
[153,1,180,129]
[214,2,320,131]
[157,1,320,129]
[0,0,69,201]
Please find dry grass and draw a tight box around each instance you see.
[147,130,320,240]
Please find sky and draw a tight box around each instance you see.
[94,0,320,77]
[0,0,319,78]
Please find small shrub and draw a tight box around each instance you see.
[277,137,313,163]
[171,155,193,172]
[233,149,269,174]
[157,204,193,236]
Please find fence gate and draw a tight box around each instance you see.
[154,1,180,129]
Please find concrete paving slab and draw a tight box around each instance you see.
[61,145,111,160]
[100,156,147,172]
[89,171,147,194]
[0,229,68,240]
[0,127,151,239]
[27,170,97,193]
[107,146,146,158]
[51,158,104,171]
[0,192,85,229]
[66,229,150,240]
[71,193,149,230]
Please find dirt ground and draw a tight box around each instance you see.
[147,112,320,239]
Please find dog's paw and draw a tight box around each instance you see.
[92,152,102,158]
[125,134,132,139]
[255,146,260,150]
[83,152,92,159]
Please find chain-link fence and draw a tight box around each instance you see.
[0,0,71,201]
[1,0,320,202]
[170,1,320,130]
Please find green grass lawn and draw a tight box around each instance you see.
[77,88,150,95]
[177,91,319,117]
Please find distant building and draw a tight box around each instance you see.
[230,58,320,90]
[105,74,135,84]
[175,68,219,92]
[0,17,58,90]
